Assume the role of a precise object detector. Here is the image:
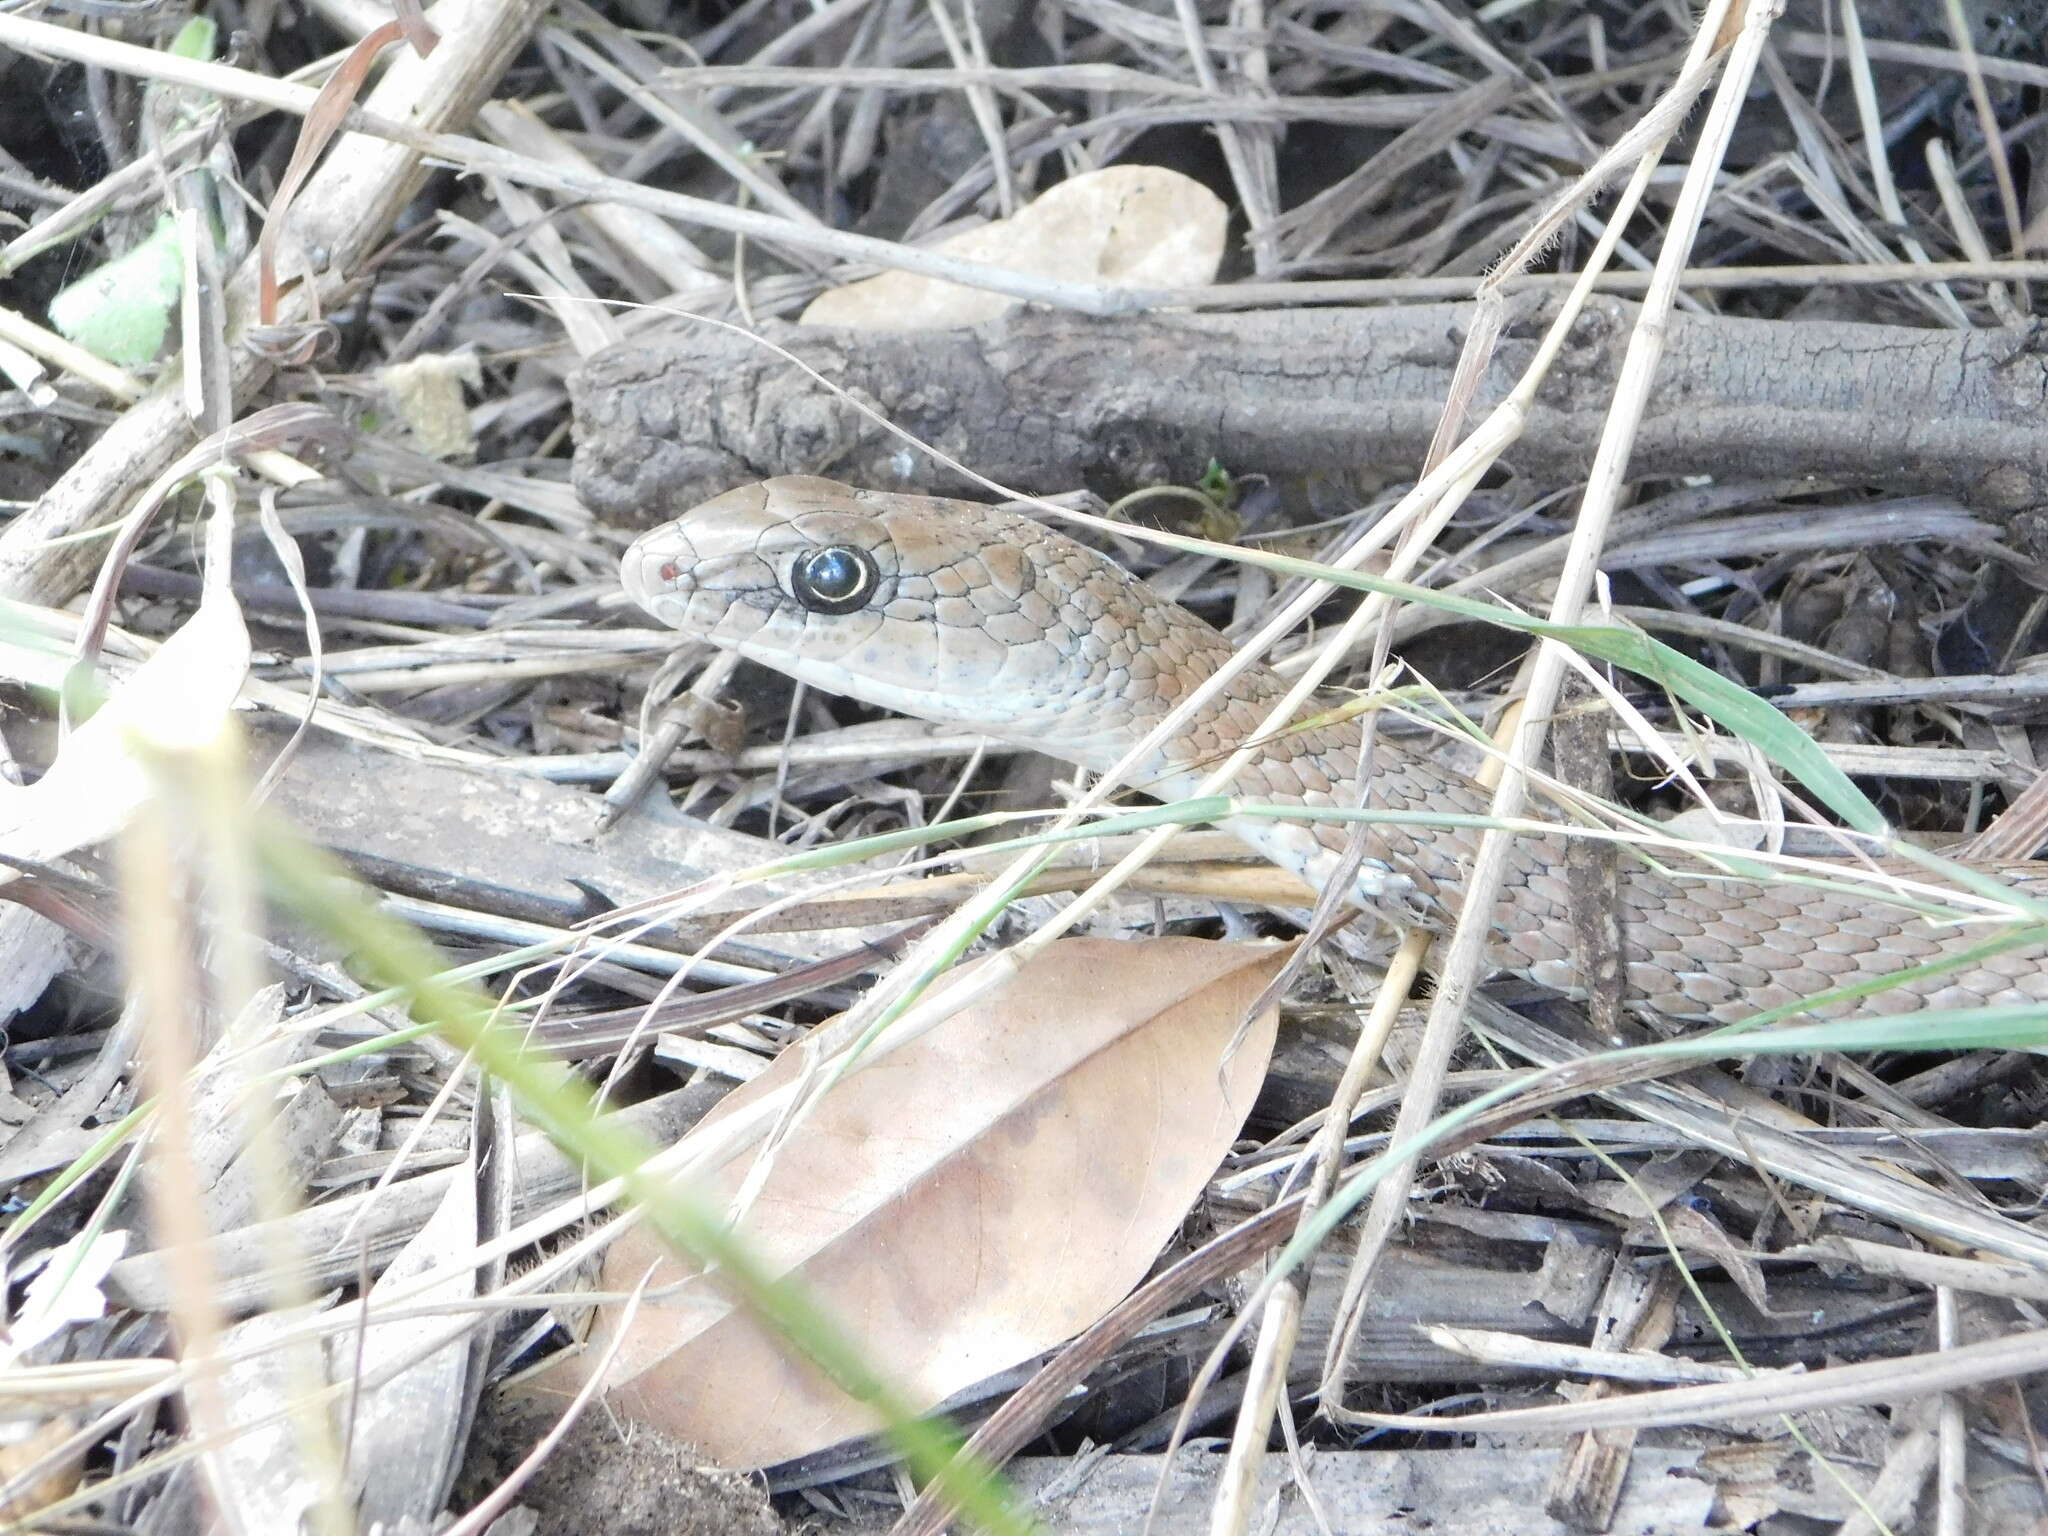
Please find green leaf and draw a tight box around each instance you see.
[166,15,218,60]
[47,215,183,366]
[1546,621,1885,836]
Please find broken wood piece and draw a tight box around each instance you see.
[1543,1261,1681,1530]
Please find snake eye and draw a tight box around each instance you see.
[788,544,879,616]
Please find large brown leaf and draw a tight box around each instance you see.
[548,936,1286,1468]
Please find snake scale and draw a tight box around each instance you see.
[622,476,2048,1027]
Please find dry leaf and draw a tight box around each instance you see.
[800,165,1226,331]
[340,1150,479,1527]
[380,352,481,460]
[0,591,248,865]
[548,936,1286,1468]
[0,523,249,878]
[4,1230,127,1367]
[207,1309,328,1534]
[0,1412,86,1526]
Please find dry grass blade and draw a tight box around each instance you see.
[255,22,439,328]
[0,0,550,606]
[1334,1325,2048,1437]
[6,0,2048,1528]
[1319,0,1761,1418]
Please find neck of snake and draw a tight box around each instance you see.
[1043,661,1492,924]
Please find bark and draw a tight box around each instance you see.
[573,299,2048,530]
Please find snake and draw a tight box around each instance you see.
[621,475,2048,1027]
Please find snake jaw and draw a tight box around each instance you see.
[622,481,1033,725]
[625,477,1269,760]
[622,487,877,640]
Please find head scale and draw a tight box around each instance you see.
[622,477,1176,748]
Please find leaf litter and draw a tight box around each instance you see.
[0,2,2045,1533]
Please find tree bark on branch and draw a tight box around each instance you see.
[573,298,2048,529]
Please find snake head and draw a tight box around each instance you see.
[623,477,1179,750]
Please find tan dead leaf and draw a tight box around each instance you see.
[549,935,1286,1468]
[379,352,481,460]
[800,165,1226,331]
[0,1411,86,1526]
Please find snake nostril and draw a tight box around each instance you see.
[659,560,680,583]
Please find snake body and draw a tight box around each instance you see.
[622,476,2048,1026]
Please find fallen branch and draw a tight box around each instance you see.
[573,298,2048,527]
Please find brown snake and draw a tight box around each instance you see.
[622,476,2048,1026]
